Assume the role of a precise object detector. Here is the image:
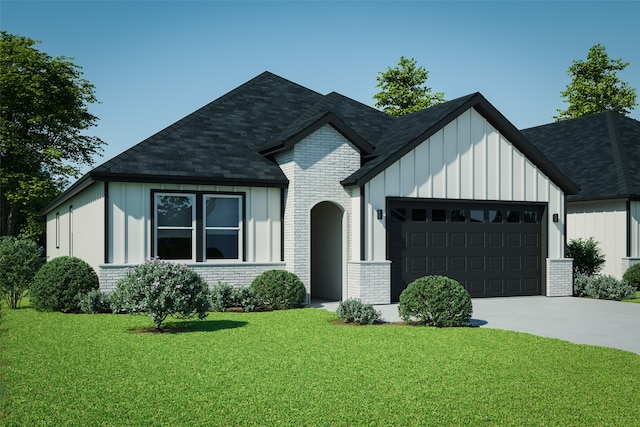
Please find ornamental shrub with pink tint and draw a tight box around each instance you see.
[110,258,210,329]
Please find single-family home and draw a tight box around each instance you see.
[522,112,640,279]
[42,72,579,303]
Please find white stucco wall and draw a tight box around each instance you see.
[567,199,628,278]
[363,108,567,261]
[45,182,105,274]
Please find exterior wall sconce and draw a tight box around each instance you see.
[376,209,384,220]
[552,213,559,223]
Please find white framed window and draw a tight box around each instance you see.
[204,195,242,260]
[154,193,196,261]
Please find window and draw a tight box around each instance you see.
[507,211,520,223]
[524,211,538,223]
[55,212,60,249]
[451,209,466,222]
[204,195,242,259]
[469,210,484,223]
[155,194,195,260]
[432,209,446,222]
[411,209,427,222]
[154,192,243,261]
[489,210,503,223]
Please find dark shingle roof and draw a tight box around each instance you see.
[43,72,579,214]
[90,72,325,186]
[521,111,640,201]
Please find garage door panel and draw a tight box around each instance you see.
[450,256,466,271]
[488,256,503,270]
[523,233,538,247]
[506,256,521,271]
[410,257,426,272]
[506,233,521,247]
[469,233,485,246]
[389,200,544,300]
[431,233,447,247]
[410,232,427,247]
[469,256,484,271]
[451,233,466,247]
[488,233,503,246]
[431,257,447,271]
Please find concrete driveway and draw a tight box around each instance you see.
[312,296,640,355]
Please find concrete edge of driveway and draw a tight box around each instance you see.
[310,296,640,355]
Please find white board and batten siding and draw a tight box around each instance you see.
[568,200,640,279]
[45,182,105,273]
[107,182,282,265]
[362,108,567,261]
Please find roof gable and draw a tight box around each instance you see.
[342,93,579,195]
[521,111,640,201]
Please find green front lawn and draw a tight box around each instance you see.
[624,291,640,303]
[1,306,639,426]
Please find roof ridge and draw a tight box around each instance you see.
[605,111,631,195]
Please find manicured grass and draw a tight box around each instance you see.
[1,306,639,426]
[624,291,640,303]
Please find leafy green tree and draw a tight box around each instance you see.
[0,31,103,238]
[0,236,42,309]
[373,56,445,117]
[555,44,637,120]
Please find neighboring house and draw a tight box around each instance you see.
[522,112,640,279]
[42,72,579,303]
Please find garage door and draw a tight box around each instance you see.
[387,199,546,301]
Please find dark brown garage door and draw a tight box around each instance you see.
[387,199,546,301]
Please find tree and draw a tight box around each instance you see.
[555,44,637,121]
[0,31,103,238]
[373,56,445,117]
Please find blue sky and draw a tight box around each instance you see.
[3,1,640,170]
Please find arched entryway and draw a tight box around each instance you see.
[311,201,343,301]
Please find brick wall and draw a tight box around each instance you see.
[99,262,286,292]
[347,261,391,304]
[275,125,361,297]
[546,258,573,296]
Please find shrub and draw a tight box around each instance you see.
[30,256,99,312]
[250,270,306,310]
[210,282,234,312]
[110,258,210,329]
[336,298,381,325]
[567,237,605,276]
[231,286,262,312]
[584,274,635,301]
[78,289,112,314]
[573,273,590,297]
[210,283,263,312]
[0,236,43,309]
[622,263,640,291]
[398,275,472,327]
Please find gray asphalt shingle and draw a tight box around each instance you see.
[521,111,640,201]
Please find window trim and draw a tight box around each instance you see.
[151,190,245,262]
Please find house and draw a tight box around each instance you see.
[42,72,579,304]
[522,112,640,279]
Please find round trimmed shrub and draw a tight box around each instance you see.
[336,298,381,325]
[398,275,472,327]
[250,270,306,310]
[110,258,211,329]
[622,263,640,291]
[31,256,99,312]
